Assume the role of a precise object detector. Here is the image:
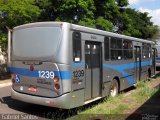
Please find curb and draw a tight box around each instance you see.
[0,79,11,84]
[0,79,11,88]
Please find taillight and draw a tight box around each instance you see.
[53,76,59,82]
[54,84,60,90]
[30,65,34,71]
[53,76,60,90]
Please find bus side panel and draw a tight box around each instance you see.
[57,64,85,92]
[102,58,152,94]
[57,63,85,106]
[141,59,152,80]
[102,61,135,96]
[56,64,72,93]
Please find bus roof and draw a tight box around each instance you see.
[13,22,154,44]
[71,23,154,44]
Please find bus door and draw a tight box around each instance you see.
[134,46,141,81]
[85,41,102,100]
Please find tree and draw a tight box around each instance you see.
[96,16,113,31]
[36,0,114,31]
[125,8,159,39]
[0,0,41,29]
[36,0,96,26]
[35,0,60,21]
[94,0,129,32]
[0,0,159,55]
[0,0,41,62]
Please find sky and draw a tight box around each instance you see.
[128,0,160,26]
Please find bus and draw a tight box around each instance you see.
[9,22,156,109]
[155,45,160,70]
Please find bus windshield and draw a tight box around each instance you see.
[12,27,62,61]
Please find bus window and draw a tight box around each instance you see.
[142,43,151,59]
[123,40,133,59]
[73,32,81,62]
[111,37,122,60]
[104,37,109,60]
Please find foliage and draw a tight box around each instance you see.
[125,8,159,39]
[0,33,7,51]
[36,0,95,24]
[0,0,41,53]
[0,0,41,28]
[79,18,96,28]
[96,17,113,31]
[0,0,159,55]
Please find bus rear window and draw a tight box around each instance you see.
[13,27,62,61]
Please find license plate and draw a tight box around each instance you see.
[28,85,37,92]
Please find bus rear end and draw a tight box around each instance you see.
[10,22,82,109]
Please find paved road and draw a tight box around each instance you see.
[0,83,79,120]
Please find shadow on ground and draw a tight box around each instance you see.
[0,95,107,120]
[126,76,160,120]
[126,89,160,120]
[154,71,160,78]
[0,88,136,120]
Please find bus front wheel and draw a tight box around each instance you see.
[110,79,119,97]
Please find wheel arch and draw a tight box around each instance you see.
[148,68,151,78]
[112,76,120,92]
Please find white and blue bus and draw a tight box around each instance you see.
[9,22,156,109]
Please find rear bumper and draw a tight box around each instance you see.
[11,88,84,109]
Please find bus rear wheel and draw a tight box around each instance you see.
[148,69,151,78]
[110,79,119,97]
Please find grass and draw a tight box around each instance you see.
[67,79,160,120]
[133,81,158,103]
[68,94,129,120]
[80,95,128,114]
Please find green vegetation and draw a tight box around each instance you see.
[0,0,41,53]
[68,80,160,120]
[68,95,129,120]
[0,0,159,55]
[134,81,158,103]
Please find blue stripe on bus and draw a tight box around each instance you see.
[103,61,151,86]
[70,62,85,67]
[59,71,71,80]
[10,61,151,83]
[10,67,71,80]
[156,58,160,61]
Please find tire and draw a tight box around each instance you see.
[147,69,151,81]
[110,79,119,97]
[148,69,151,78]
